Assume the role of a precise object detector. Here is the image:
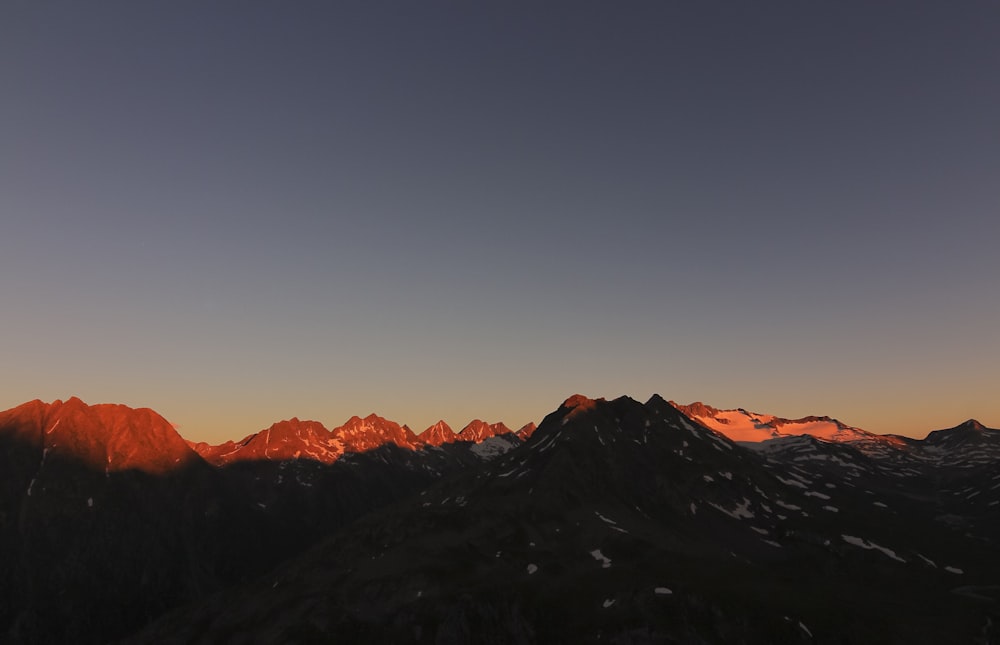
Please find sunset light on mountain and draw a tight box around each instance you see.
[3,2,997,444]
[3,2,999,643]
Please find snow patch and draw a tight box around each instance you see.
[775,475,808,489]
[533,433,558,452]
[841,535,906,562]
[590,549,612,568]
[654,587,673,595]
[526,564,538,575]
[945,566,964,574]
[709,497,754,520]
[470,437,516,460]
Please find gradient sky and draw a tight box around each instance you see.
[3,2,998,443]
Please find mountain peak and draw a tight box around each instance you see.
[669,400,722,419]
[562,394,602,411]
[334,413,420,452]
[924,418,996,443]
[193,417,338,465]
[516,422,538,441]
[457,419,493,442]
[419,420,456,446]
[266,417,329,434]
[645,393,668,407]
[0,397,200,474]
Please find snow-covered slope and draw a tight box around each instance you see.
[672,402,868,442]
[670,401,910,458]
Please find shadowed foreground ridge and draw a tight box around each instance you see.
[2,396,1000,644]
[0,398,512,644]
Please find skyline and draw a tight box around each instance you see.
[3,2,998,443]
[0,392,994,446]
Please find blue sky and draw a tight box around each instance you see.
[2,2,998,441]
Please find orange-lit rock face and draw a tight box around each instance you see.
[192,418,341,466]
[560,394,603,420]
[419,420,456,446]
[333,413,421,452]
[0,397,200,475]
[516,422,537,441]
[671,401,722,420]
[191,414,423,466]
[456,419,491,442]
[456,420,514,442]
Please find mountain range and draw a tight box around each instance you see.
[187,412,536,466]
[1,395,998,644]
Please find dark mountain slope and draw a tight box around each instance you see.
[0,400,492,645]
[127,395,1000,644]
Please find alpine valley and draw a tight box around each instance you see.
[1,395,998,644]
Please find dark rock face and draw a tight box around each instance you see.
[3,396,1000,644]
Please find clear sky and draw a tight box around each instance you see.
[2,2,998,442]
